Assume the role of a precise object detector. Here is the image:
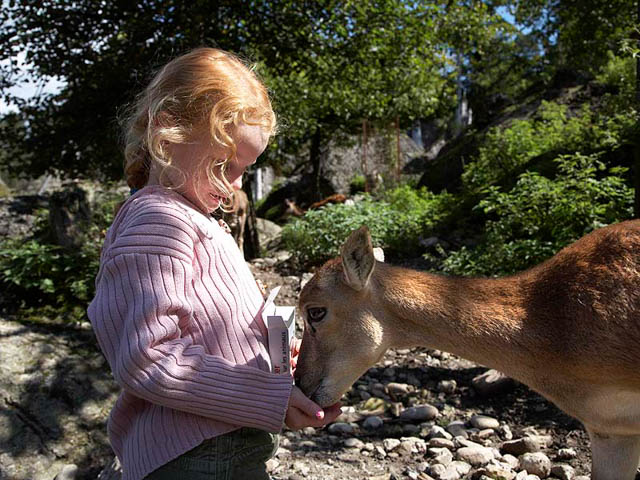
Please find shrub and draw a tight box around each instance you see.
[282,186,453,265]
[437,153,633,277]
[461,100,632,194]
[0,186,124,323]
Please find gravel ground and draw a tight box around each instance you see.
[1,255,631,480]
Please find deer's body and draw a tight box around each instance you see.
[222,189,249,251]
[295,221,640,479]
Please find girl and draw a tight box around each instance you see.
[88,48,341,480]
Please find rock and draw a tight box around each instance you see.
[362,415,384,430]
[387,382,412,397]
[54,464,78,480]
[403,424,421,435]
[470,415,500,430]
[500,424,514,440]
[383,438,401,452]
[336,405,363,423]
[427,425,454,441]
[519,452,551,478]
[515,473,541,480]
[266,458,279,472]
[428,447,453,465]
[502,454,519,469]
[456,446,495,467]
[399,437,427,455]
[96,457,122,480]
[556,448,577,460]
[327,422,354,435]
[48,186,92,249]
[501,437,540,456]
[437,380,457,394]
[474,463,517,480]
[429,437,455,449]
[550,464,575,480]
[399,404,438,422]
[344,437,365,449]
[446,420,468,438]
[471,369,515,396]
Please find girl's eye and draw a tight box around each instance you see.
[307,307,327,323]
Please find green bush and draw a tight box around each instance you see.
[0,186,124,323]
[437,153,633,277]
[282,186,453,265]
[461,100,633,193]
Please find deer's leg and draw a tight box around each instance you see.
[589,430,640,480]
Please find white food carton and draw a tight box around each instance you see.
[261,286,296,375]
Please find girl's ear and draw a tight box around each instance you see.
[341,226,375,291]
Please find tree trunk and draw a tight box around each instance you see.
[242,174,261,260]
[310,129,323,202]
[635,0,640,218]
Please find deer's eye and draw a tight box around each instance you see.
[307,307,327,323]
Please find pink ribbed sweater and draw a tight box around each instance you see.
[88,185,293,480]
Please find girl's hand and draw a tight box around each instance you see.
[285,386,342,430]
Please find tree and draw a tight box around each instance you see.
[0,1,500,187]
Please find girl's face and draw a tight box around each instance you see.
[164,123,269,213]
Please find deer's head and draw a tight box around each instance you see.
[295,226,390,407]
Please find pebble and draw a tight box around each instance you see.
[446,421,468,438]
[428,447,453,465]
[437,379,457,394]
[455,446,494,466]
[343,437,364,449]
[266,458,279,472]
[519,452,551,478]
[515,473,541,480]
[471,369,515,396]
[502,454,520,469]
[362,415,384,430]
[550,464,575,480]
[429,437,455,449]
[387,382,412,396]
[327,422,354,435]
[556,447,577,460]
[427,425,454,441]
[399,404,439,422]
[54,464,78,480]
[475,463,517,480]
[399,437,427,455]
[383,438,401,452]
[470,415,500,430]
[501,437,540,455]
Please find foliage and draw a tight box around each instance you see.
[0,187,124,322]
[595,52,637,105]
[282,186,452,265]
[462,100,636,193]
[436,154,634,277]
[506,0,636,75]
[0,0,471,181]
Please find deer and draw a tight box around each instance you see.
[221,188,249,251]
[295,223,640,480]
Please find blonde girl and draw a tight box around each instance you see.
[88,47,341,480]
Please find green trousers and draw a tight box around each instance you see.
[144,427,279,480]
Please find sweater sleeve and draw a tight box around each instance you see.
[88,205,292,433]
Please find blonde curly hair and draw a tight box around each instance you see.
[122,47,276,211]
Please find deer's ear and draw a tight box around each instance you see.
[341,226,375,291]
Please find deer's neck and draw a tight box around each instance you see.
[376,264,535,373]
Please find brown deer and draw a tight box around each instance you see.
[222,189,249,251]
[295,224,640,480]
